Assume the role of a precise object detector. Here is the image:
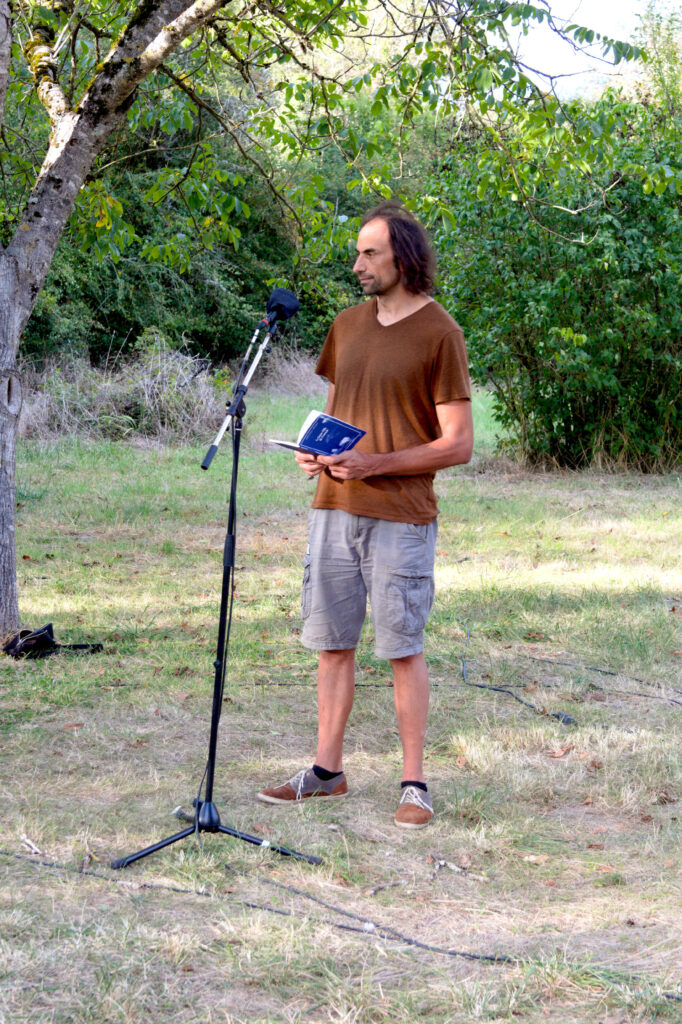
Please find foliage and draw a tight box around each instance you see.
[2,1,645,270]
[436,89,682,471]
[21,149,359,362]
[636,0,682,116]
[3,1,650,368]
[23,169,286,363]
[21,88,405,362]
[260,3,643,218]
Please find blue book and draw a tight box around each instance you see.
[270,409,365,456]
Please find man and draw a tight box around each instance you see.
[258,201,473,828]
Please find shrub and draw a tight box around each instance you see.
[19,336,225,441]
[436,95,682,470]
[255,344,321,397]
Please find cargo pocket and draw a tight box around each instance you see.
[386,573,435,634]
[300,552,312,621]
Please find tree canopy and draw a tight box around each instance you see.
[0,0,646,633]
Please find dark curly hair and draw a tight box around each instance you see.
[361,200,436,295]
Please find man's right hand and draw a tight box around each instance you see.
[295,451,326,477]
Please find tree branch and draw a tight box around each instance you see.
[159,62,305,237]
[78,0,230,124]
[24,25,71,123]
[0,0,11,131]
[4,1,234,326]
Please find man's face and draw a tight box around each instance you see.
[353,218,401,297]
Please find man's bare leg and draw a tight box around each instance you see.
[315,648,356,773]
[390,652,429,783]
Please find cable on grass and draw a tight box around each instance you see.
[592,686,682,707]
[570,682,681,708]
[481,675,682,710]
[519,655,682,706]
[0,848,511,965]
[525,655,636,678]
[239,869,513,963]
[454,619,576,727]
[2,848,681,1004]
[246,680,424,689]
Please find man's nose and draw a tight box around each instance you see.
[353,254,365,273]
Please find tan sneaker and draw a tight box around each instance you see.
[394,785,433,829]
[257,767,348,805]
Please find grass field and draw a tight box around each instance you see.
[1,387,681,1023]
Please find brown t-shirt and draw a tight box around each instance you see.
[312,298,471,524]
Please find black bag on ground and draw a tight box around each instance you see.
[3,623,103,659]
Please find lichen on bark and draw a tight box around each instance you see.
[24,22,70,121]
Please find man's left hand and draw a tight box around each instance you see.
[315,400,474,481]
[316,450,380,480]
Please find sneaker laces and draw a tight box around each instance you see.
[289,769,310,799]
[399,785,432,811]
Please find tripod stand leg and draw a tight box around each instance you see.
[110,826,196,869]
[217,824,322,865]
[110,823,321,869]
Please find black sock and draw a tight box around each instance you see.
[401,780,428,792]
[313,764,342,781]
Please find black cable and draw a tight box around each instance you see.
[526,655,628,677]
[247,871,515,963]
[581,684,682,707]
[247,681,444,689]
[226,625,679,720]
[510,655,682,707]
[248,623,636,726]
[0,849,510,964]
[520,654,680,693]
[454,619,576,727]
[3,849,680,1003]
[477,676,682,709]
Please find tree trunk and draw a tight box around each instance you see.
[0,108,102,635]
[0,0,233,634]
[0,254,21,636]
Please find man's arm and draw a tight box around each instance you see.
[295,398,473,481]
[323,383,335,414]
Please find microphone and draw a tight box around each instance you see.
[264,288,300,327]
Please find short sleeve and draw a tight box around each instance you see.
[315,321,337,384]
[430,327,471,404]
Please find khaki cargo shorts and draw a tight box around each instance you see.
[300,509,438,660]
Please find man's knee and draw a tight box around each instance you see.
[320,648,355,664]
[389,652,424,668]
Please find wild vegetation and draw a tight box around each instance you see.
[13,5,682,472]
[437,90,682,470]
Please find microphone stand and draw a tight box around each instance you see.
[111,311,321,869]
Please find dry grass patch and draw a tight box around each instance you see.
[19,345,226,442]
[1,422,680,1023]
